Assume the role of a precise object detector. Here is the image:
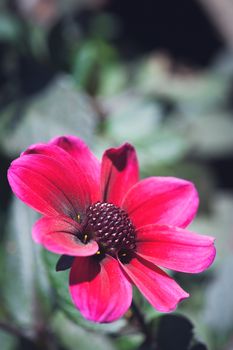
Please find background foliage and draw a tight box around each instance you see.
[0,1,233,349]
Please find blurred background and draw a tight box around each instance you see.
[0,0,233,349]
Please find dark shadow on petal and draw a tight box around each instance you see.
[106,143,132,171]
[69,256,101,285]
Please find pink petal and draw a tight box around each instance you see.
[69,255,132,322]
[136,225,216,273]
[119,255,189,312]
[33,216,99,256]
[122,177,199,229]
[8,144,100,217]
[101,143,139,206]
[50,135,100,185]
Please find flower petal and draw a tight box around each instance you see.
[136,225,216,273]
[33,216,99,256]
[122,177,199,229]
[119,255,189,312]
[101,143,139,206]
[8,143,100,217]
[50,135,100,185]
[69,255,132,322]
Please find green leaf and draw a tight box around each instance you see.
[202,256,233,336]
[72,39,117,93]
[181,192,233,349]
[104,95,188,168]
[197,195,233,341]
[0,75,98,156]
[98,64,129,97]
[0,14,21,43]
[1,198,52,332]
[107,97,162,143]
[136,55,230,109]
[0,330,18,350]
[2,199,38,327]
[114,334,143,350]
[52,311,117,350]
[179,113,233,158]
[190,192,233,259]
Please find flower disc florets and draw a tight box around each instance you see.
[83,202,136,257]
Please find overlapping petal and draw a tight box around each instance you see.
[136,225,216,273]
[101,143,139,206]
[50,136,100,185]
[122,177,199,229]
[33,216,99,256]
[119,255,189,312]
[8,144,100,217]
[69,255,132,322]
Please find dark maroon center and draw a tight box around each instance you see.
[81,202,136,257]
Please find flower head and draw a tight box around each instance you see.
[8,136,216,323]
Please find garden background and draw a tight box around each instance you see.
[0,1,233,349]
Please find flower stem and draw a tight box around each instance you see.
[131,300,151,341]
[0,321,26,339]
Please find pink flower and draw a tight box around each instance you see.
[8,136,216,323]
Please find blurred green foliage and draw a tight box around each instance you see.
[1,1,233,350]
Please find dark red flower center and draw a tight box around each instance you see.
[79,202,136,259]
